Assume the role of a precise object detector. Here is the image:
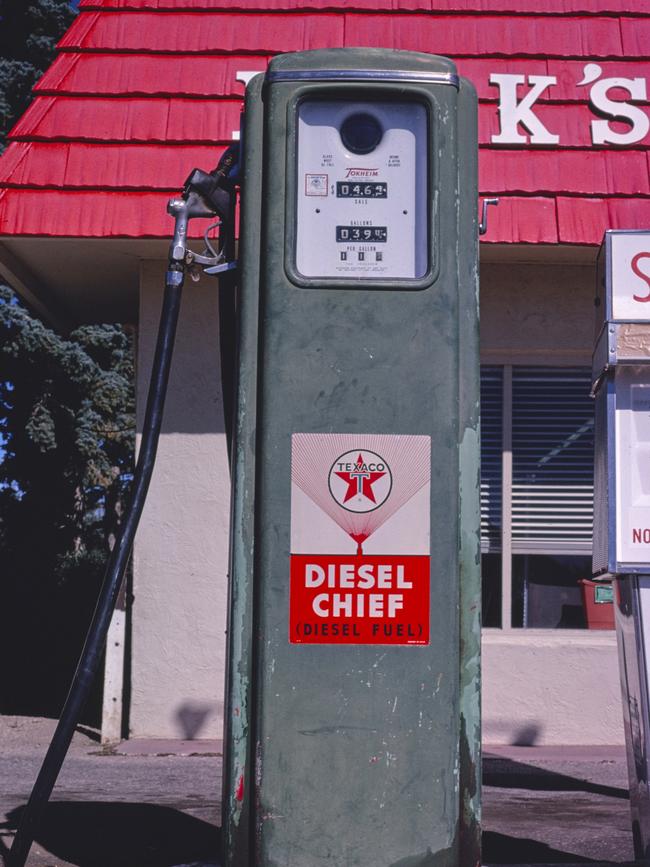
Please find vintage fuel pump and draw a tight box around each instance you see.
[592,229,650,860]
[222,49,480,866]
[8,48,480,867]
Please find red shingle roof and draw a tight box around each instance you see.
[0,0,648,244]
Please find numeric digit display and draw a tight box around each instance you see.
[336,182,388,199]
[336,226,388,243]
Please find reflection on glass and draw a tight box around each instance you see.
[482,553,502,628]
[512,555,590,628]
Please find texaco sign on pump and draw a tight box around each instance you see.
[223,49,481,867]
[290,434,431,644]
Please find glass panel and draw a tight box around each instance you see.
[482,552,502,627]
[295,100,429,280]
[512,554,590,628]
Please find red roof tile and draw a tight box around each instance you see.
[78,0,650,11]
[479,150,650,197]
[0,142,228,190]
[0,188,209,237]
[34,53,649,106]
[59,11,631,58]
[557,197,650,244]
[58,12,345,53]
[342,14,624,57]
[10,97,242,144]
[36,54,268,97]
[620,18,650,56]
[1,0,648,245]
[480,196,559,244]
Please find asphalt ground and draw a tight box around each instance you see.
[0,717,639,867]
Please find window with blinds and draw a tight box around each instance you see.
[480,365,595,629]
[511,367,594,554]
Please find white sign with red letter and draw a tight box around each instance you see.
[290,433,430,645]
[611,231,650,320]
[616,367,650,565]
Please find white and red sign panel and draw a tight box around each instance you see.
[290,433,430,645]
[615,367,650,566]
[611,231,650,320]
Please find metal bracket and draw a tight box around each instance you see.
[479,198,499,236]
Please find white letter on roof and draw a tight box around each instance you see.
[589,76,649,146]
[236,71,260,88]
[490,73,560,145]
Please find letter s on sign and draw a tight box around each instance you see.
[632,253,650,303]
[580,64,650,146]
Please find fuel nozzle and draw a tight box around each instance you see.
[167,144,240,271]
[181,145,240,219]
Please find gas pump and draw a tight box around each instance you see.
[8,48,480,867]
[223,48,480,867]
[592,228,650,859]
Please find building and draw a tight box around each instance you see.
[0,0,649,744]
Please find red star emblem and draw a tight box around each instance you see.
[335,453,386,504]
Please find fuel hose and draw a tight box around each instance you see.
[7,264,186,867]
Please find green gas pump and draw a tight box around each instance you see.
[223,48,480,867]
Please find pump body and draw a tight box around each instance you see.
[223,48,480,867]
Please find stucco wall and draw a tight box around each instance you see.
[481,260,594,364]
[483,630,623,745]
[130,260,231,739]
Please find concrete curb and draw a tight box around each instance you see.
[114,738,222,756]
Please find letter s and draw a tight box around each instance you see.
[590,76,649,146]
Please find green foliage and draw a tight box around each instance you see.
[0,0,77,148]
[0,1,118,717]
[0,285,135,582]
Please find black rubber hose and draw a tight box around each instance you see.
[7,266,185,867]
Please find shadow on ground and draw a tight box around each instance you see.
[483,755,629,801]
[0,817,597,867]
[1,802,219,867]
[0,758,629,866]
[482,831,596,864]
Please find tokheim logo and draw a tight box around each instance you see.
[328,449,392,513]
[345,168,379,178]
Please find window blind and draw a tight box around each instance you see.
[480,366,503,552]
[511,367,594,553]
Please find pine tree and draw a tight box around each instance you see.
[0,287,135,715]
[0,0,76,149]
[0,0,134,718]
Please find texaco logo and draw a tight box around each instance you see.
[328,449,392,513]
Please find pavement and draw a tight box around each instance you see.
[0,716,640,867]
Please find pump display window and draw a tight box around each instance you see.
[480,366,597,629]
